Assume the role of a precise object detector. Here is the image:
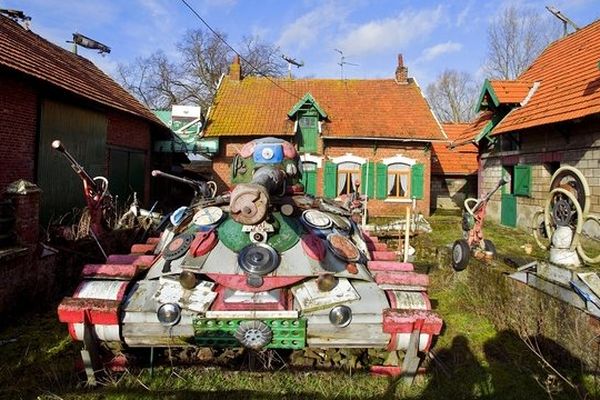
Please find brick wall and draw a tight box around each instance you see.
[480,117,600,231]
[106,110,152,202]
[431,175,477,210]
[210,136,433,217]
[0,73,38,192]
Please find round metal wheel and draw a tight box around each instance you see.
[551,195,576,227]
[163,233,195,261]
[550,166,590,216]
[452,239,470,271]
[234,320,272,349]
[238,243,280,275]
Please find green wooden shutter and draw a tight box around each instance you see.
[514,165,531,196]
[375,163,388,199]
[301,170,317,196]
[410,163,424,199]
[501,193,517,227]
[323,161,337,199]
[360,161,375,198]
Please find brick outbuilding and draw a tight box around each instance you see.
[0,15,171,223]
[203,55,446,218]
[455,19,600,230]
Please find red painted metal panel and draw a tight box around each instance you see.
[301,234,326,261]
[130,243,156,254]
[146,237,161,244]
[210,285,290,311]
[57,297,121,325]
[190,230,218,257]
[206,274,306,293]
[375,271,429,287]
[81,264,138,279]
[382,309,443,335]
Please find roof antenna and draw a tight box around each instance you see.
[67,32,111,56]
[282,54,304,79]
[0,9,31,29]
[545,6,580,37]
[334,49,358,80]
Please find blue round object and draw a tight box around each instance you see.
[170,206,189,226]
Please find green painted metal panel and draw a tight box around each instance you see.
[323,161,337,199]
[410,163,424,199]
[360,161,375,198]
[375,162,388,200]
[514,164,531,197]
[217,212,302,252]
[501,193,517,227]
[38,99,107,222]
[301,169,317,196]
[193,318,306,349]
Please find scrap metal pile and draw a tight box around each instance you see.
[56,137,443,384]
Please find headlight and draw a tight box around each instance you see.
[329,305,352,328]
[157,303,181,326]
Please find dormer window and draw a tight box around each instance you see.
[288,93,327,154]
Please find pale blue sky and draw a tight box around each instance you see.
[2,0,598,87]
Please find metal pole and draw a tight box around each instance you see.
[403,206,411,263]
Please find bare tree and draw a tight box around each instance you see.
[484,5,560,79]
[426,69,478,123]
[116,28,285,110]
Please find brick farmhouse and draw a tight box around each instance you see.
[454,19,600,230]
[202,55,447,217]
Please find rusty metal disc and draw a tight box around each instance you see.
[327,233,360,262]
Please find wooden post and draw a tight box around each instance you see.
[403,206,411,263]
[401,319,424,384]
[81,316,102,386]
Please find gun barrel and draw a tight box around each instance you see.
[151,170,202,189]
[51,139,96,186]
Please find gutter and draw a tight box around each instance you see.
[321,136,448,143]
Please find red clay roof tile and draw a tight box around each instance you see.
[489,80,534,104]
[494,19,600,134]
[431,123,478,175]
[0,16,164,127]
[204,76,445,140]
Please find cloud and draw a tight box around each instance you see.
[419,41,463,62]
[335,6,444,56]
[456,2,472,27]
[277,2,350,51]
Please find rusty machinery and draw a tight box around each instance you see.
[532,166,600,266]
[52,140,115,237]
[452,178,507,271]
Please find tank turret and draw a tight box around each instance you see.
[56,137,443,385]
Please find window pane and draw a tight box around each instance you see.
[302,162,317,171]
[388,163,410,171]
[299,117,316,128]
[338,162,360,171]
[388,173,398,197]
[338,173,348,196]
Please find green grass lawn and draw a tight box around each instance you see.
[0,212,593,400]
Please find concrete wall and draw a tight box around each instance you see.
[431,175,477,210]
[210,136,433,217]
[480,116,600,232]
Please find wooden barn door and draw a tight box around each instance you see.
[37,99,107,222]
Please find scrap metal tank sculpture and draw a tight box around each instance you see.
[57,137,442,383]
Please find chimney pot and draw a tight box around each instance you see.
[230,55,242,81]
[395,53,408,83]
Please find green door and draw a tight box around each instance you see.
[38,99,107,222]
[301,162,317,196]
[109,149,146,204]
[501,193,517,227]
[298,111,318,153]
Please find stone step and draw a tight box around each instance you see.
[374,271,429,287]
[81,264,138,280]
[367,261,414,272]
[146,237,161,244]
[370,251,397,261]
[130,243,157,255]
[366,242,388,251]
